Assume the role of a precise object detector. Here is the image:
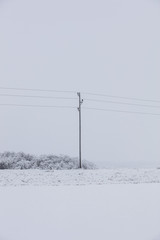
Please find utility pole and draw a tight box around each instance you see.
[77,92,83,168]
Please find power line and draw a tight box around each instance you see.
[0,87,76,94]
[0,103,76,109]
[0,93,77,100]
[1,87,160,104]
[82,92,160,104]
[83,107,160,117]
[84,98,160,109]
[2,93,160,109]
[1,103,160,116]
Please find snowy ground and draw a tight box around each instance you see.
[0,169,160,240]
[0,168,160,186]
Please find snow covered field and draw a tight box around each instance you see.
[0,184,160,240]
[0,168,160,186]
[0,169,160,240]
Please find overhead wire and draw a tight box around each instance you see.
[1,94,160,109]
[0,87,77,94]
[1,88,159,104]
[84,98,160,109]
[82,91,160,104]
[1,87,160,116]
[0,104,76,109]
[0,93,77,100]
[83,107,160,117]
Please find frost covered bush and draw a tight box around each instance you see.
[0,152,95,170]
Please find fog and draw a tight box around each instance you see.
[0,0,160,167]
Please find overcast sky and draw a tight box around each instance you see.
[0,0,160,167]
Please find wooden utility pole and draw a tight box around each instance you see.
[77,92,83,168]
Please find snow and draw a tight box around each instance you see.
[0,184,160,240]
[0,168,160,186]
[0,152,95,170]
[0,169,160,240]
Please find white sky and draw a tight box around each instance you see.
[0,0,160,167]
